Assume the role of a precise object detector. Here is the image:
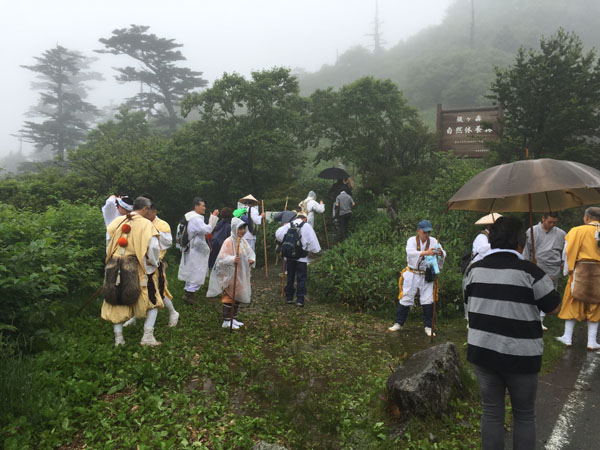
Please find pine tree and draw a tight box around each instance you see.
[97,25,207,133]
[21,45,101,162]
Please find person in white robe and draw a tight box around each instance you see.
[178,197,219,304]
[275,213,321,307]
[207,217,256,329]
[102,195,133,246]
[299,191,325,228]
[523,212,566,330]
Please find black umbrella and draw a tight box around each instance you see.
[318,167,350,180]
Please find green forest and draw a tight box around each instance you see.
[2,0,600,448]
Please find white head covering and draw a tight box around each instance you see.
[307,191,316,201]
[117,197,134,212]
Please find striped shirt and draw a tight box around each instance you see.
[464,251,560,373]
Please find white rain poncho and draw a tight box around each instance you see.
[207,218,256,304]
[178,211,217,286]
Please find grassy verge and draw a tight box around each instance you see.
[0,258,565,449]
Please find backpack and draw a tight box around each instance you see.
[281,222,308,259]
[459,246,473,275]
[175,217,190,252]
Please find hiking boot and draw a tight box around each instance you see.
[114,331,125,347]
[424,327,436,337]
[222,320,239,330]
[556,335,572,347]
[140,327,161,347]
[388,323,402,332]
[183,291,197,305]
[168,311,180,327]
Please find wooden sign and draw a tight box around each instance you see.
[437,105,501,158]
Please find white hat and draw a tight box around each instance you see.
[239,194,259,206]
[475,213,502,225]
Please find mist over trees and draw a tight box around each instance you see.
[96,25,208,133]
[299,0,600,115]
[488,29,600,164]
[20,45,101,162]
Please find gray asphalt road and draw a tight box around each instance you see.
[504,326,600,449]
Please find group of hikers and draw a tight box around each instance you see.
[99,187,600,449]
[99,180,355,345]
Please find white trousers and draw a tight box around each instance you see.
[399,271,434,306]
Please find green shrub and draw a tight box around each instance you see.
[0,202,105,341]
[309,213,405,310]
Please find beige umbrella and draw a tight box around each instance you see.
[448,158,600,262]
[448,159,600,213]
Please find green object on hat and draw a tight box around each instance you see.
[233,208,247,218]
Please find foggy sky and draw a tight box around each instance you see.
[0,0,453,158]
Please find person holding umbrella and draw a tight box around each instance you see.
[206,217,255,330]
[464,217,561,450]
[388,220,446,336]
[556,207,600,350]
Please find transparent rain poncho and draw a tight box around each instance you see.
[206,218,256,303]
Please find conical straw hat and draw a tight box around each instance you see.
[475,212,502,225]
[239,194,259,206]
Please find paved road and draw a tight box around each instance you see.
[505,327,600,449]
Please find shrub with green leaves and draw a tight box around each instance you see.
[309,213,406,310]
[0,202,105,338]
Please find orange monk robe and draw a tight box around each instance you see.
[558,220,600,322]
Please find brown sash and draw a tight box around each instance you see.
[572,259,600,304]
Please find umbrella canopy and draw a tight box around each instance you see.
[318,167,350,180]
[448,159,600,212]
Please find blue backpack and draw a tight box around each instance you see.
[281,222,308,259]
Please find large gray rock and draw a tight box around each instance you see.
[386,342,463,419]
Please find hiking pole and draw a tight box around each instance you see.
[281,257,286,298]
[230,237,241,333]
[262,199,268,279]
[323,216,330,249]
[78,285,103,314]
[430,221,444,343]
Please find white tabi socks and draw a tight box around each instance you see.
[163,297,179,327]
[141,308,161,346]
[114,323,125,347]
[556,319,575,347]
[587,321,600,351]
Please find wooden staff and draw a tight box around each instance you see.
[283,195,289,212]
[323,216,330,249]
[78,285,103,314]
[281,257,286,298]
[262,199,268,279]
[230,237,242,332]
[430,222,444,343]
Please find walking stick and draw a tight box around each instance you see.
[281,257,286,298]
[262,199,268,279]
[323,216,330,249]
[230,237,241,332]
[430,222,445,343]
[78,285,103,314]
[283,195,288,212]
